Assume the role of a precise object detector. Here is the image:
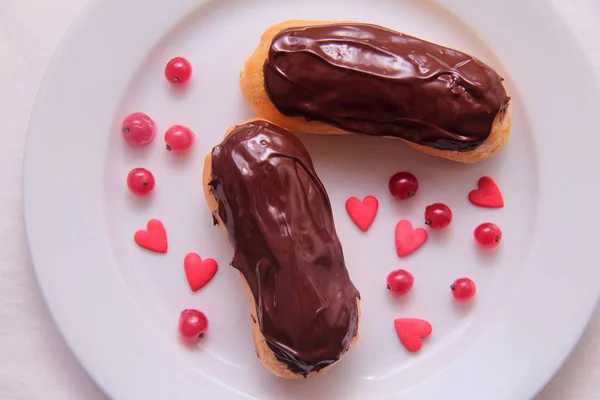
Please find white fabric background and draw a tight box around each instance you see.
[1,1,599,399]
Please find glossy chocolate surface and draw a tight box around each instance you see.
[209,120,359,374]
[264,23,510,151]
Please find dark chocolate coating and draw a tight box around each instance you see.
[264,23,510,151]
[209,120,359,374]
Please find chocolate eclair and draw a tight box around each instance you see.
[202,119,360,379]
[240,21,511,164]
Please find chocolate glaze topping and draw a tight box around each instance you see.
[209,120,359,374]
[264,23,510,151]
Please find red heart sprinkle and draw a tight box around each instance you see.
[394,318,432,352]
[395,220,428,257]
[345,196,378,232]
[184,253,218,292]
[134,219,168,253]
[468,176,504,208]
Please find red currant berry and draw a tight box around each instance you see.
[451,278,476,301]
[424,203,453,230]
[165,125,195,152]
[178,309,208,342]
[165,57,192,85]
[127,168,155,196]
[474,222,502,249]
[386,269,414,295]
[121,112,156,146]
[389,172,418,200]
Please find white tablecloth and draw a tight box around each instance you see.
[1,1,599,399]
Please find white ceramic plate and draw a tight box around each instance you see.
[23,0,600,399]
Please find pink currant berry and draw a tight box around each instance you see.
[386,269,414,295]
[424,203,453,230]
[127,168,155,196]
[389,172,418,200]
[165,57,192,85]
[474,223,502,249]
[178,309,208,342]
[451,278,476,301]
[165,125,195,152]
[121,112,156,146]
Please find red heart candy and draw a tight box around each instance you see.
[134,219,168,253]
[394,318,432,352]
[468,176,504,208]
[395,220,428,257]
[345,196,378,232]
[184,253,218,292]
